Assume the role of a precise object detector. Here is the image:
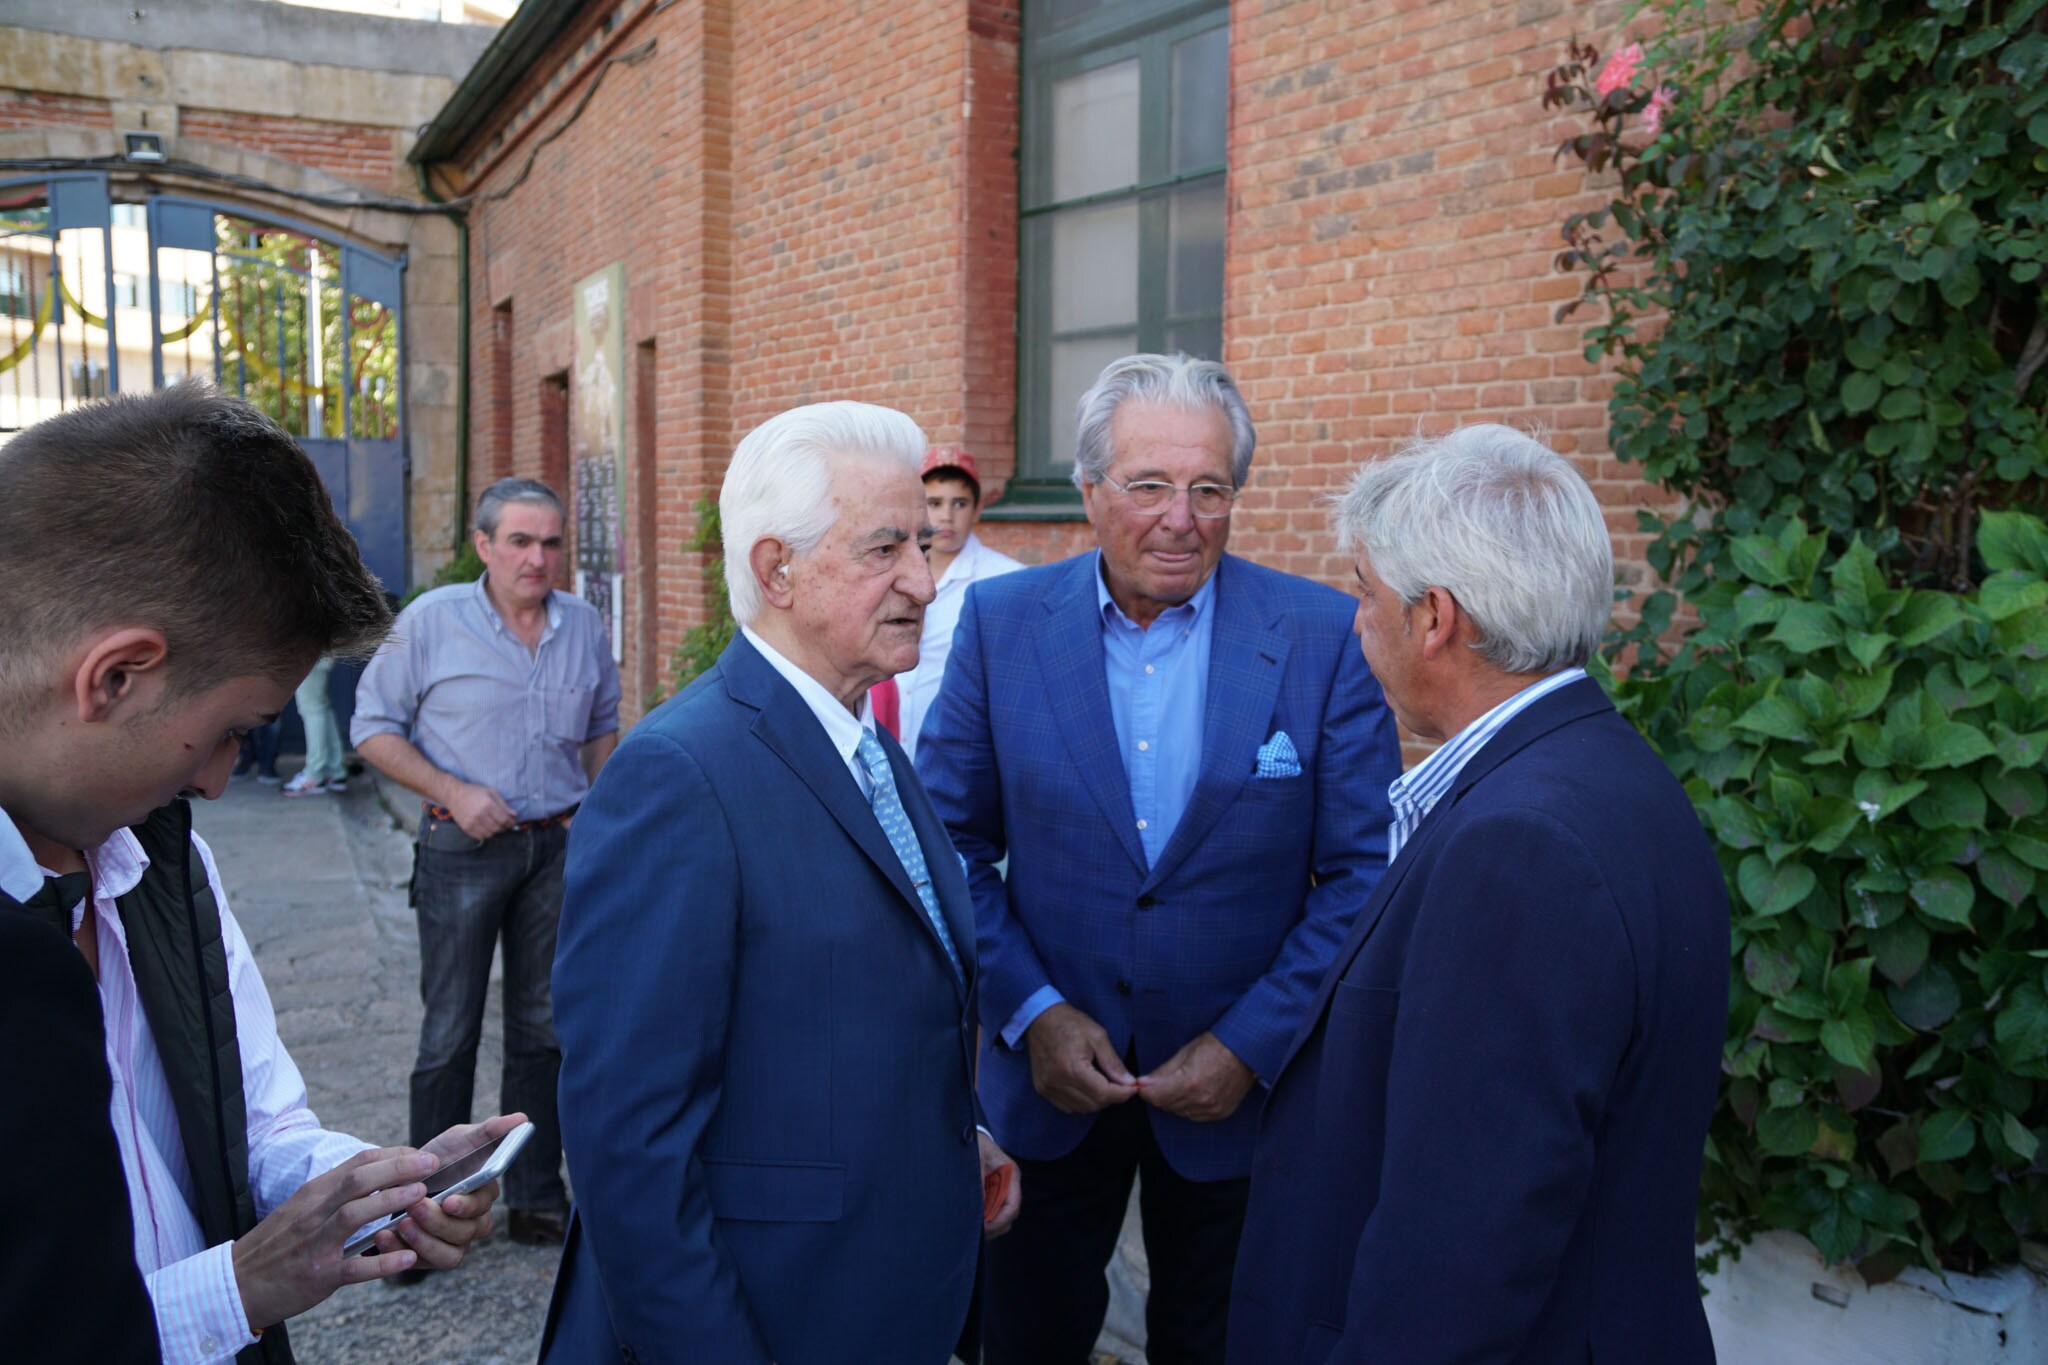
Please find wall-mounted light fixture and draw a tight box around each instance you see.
[122,131,168,163]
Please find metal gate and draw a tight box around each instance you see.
[1,172,410,593]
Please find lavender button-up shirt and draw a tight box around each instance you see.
[351,578,622,822]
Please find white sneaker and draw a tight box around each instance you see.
[281,773,331,797]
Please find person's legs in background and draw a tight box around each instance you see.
[283,657,345,796]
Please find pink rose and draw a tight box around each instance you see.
[1594,42,1645,99]
[1642,85,1676,134]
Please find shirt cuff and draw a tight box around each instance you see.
[1000,985,1066,1050]
[148,1240,258,1365]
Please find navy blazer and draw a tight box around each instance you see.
[539,635,984,1365]
[1228,679,1730,1365]
[918,552,1399,1181]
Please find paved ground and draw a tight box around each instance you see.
[195,761,1145,1363]
[195,769,557,1363]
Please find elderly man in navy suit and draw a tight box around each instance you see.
[1228,426,1730,1364]
[540,401,1020,1365]
[919,354,1401,1365]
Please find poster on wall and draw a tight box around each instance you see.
[571,262,626,661]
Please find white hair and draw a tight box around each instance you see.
[1333,425,1613,674]
[1070,353,1256,489]
[721,400,928,625]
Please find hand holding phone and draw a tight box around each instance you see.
[343,1121,534,1257]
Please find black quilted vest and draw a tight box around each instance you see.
[118,801,292,1365]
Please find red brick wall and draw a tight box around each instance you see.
[0,90,406,194]
[450,0,1658,722]
[1226,0,1648,597]
[179,108,399,191]
[0,90,114,130]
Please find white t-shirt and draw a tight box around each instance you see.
[898,532,1024,759]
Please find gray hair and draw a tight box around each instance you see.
[1070,353,1257,489]
[1333,425,1612,674]
[474,478,566,538]
[721,400,928,625]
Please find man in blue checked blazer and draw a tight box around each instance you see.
[919,355,1400,1365]
[1227,427,1727,1364]
[542,402,1019,1365]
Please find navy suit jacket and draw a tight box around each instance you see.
[1228,679,1730,1365]
[539,635,984,1365]
[918,552,1399,1181]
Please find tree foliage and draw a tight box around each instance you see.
[1549,1,2048,1277]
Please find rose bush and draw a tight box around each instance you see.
[1547,1,2048,1279]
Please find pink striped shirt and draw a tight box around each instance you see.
[60,827,370,1364]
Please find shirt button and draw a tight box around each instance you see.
[201,1339,221,1357]
[1144,664,1155,675]
[1137,740,1149,752]
[1136,819,1148,831]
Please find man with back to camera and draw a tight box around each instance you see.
[351,477,622,1256]
[1227,425,1730,1363]
[917,353,1402,1365]
[540,400,1020,1365]
[0,386,519,1364]
[874,446,1023,757]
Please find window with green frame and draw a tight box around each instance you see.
[996,0,1228,516]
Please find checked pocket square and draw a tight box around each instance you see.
[1254,730,1302,778]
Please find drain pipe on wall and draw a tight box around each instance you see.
[415,161,471,557]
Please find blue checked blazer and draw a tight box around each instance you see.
[918,552,1400,1181]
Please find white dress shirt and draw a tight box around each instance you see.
[44,825,370,1364]
[0,805,40,902]
[741,626,880,798]
[897,532,1023,759]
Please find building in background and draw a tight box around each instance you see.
[1,0,505,594]
[410,0,1642,727]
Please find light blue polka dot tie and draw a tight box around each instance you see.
[856,729,964,986]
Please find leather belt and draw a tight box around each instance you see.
[424,802,576,832]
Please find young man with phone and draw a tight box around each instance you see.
[0,387,521,1365]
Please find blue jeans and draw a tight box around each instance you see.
[409,812,568,1210]
[295,656,346,782]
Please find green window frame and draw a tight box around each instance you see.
[992,0,1229,518]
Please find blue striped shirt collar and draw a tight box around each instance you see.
[1386,666,1589,863]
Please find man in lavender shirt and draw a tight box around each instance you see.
[353,477,621,1254]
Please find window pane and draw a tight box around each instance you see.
[1051,201,1139,332]
[1172,26,1228,172]
[1168,318,1222,362]
[1168,178,1226,319]
[1050,333,1136,467]
[1051,59,1140,201]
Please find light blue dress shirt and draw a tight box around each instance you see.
[1000,552,1219,1046]
[351,577,622,822]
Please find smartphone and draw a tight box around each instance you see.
[343,1121,535,1258]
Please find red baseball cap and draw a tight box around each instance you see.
[921,446,981,489]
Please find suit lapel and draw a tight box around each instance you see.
[1144,557,1288,889]
[724,638,962,994]
[1037,561,1149,876]
[1273,676,1620,1082]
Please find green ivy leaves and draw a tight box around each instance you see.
[1616,513,2048,1274]
[1554,0,2048,1277]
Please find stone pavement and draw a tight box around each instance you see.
[193,768,556,1363]
[195,760,1147,1364]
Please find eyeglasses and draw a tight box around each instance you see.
[1100,473,1239,518]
